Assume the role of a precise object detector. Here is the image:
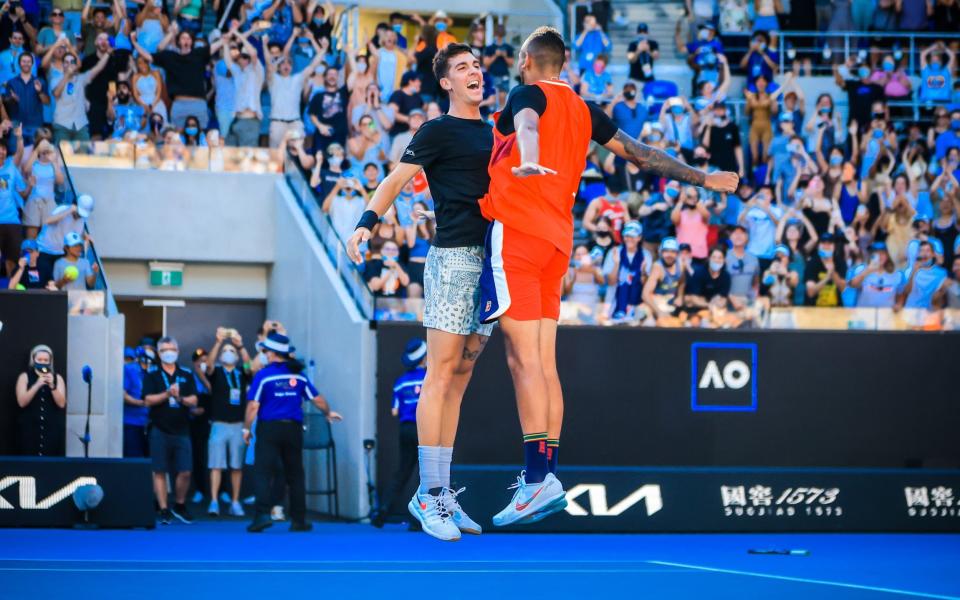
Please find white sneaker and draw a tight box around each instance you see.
[271,506,286,521]
[207,499,219,516]
[229,501,246,517]
[492,472,566,527]
[407,491,461,542]
[443,487,482,535]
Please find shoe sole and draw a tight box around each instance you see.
[407,499,461,542]
[457,525,482,535]
[170,512,194,525]
[493,487,566,527]
[520,496,569,524]
[247,522,273,533]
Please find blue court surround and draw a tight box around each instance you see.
[1,522,958,599]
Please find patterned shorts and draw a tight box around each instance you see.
[423,245,495,337]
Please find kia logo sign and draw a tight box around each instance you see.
[0,476,98,510]
[691,342,758,412]
[564,484,663,517]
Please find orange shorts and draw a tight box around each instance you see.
[479,220,569,322]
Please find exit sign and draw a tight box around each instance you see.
[149,262,184,287]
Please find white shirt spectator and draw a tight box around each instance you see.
[229,61,265,119]
[329,192,364,245]
[52,71,92,130]
[37,205,84,256]
[269,71,308,121]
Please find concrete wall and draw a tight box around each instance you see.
[69,167,279,264]
[66,313,125,458]
[267,181,377,520]
[105,261,269,300]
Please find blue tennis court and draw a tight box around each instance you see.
[2,522,958,599]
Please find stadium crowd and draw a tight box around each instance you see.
[0,0,956,326]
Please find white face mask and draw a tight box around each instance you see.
[198,362,208,373]
[256,351,268,365]
[160,350,179,365]
[356,61,368,74]
[221,350,238,366]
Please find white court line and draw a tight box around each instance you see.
[0,558,652,565]
[649,561,960,600]
[0,567,693,575]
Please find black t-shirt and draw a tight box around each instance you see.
[483,42,515,79]
[387,89,423,136]
[155,46,211,98]
[687,264,731,300]
[81,52,124,108]
[495,84,618,145]
[707,121,741,173]
[414,46,439,98]
[362,257,408,297]
[308,85,349,145]
[803,254,847,307]
[208,366,248,423]
[627,38,659,81]
[143,365,198,434]
[844,80,883,127]
[399,115,492,247]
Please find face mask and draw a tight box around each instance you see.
[698,29,709,41]
[392,24,402,33]
[788,142,800,154]
[922,258,934,268]
[671,105,684,116]
[858,66,871,79]
[872,128,884,139]
[786,48,796,60]
[328,155,343,169]
[595,231,611,240]
[931,60,941,69]
[665,187,680,199]
[356,61,367,74]
[185,126,198,136]
[819,107,831,116]
[709,259,724,272]
[624,90,636,100]
[818,248,832,260]
[952,119,960,131]
[648,133,662,142]
[160,350,179,364]
[830,155,843,167]
[893,50,903,61]
[151,120,163,130]
[256,351,268,365]
[435,22,447,32]
[34,361,51,371]
[882,61,894,72]
[198,362,208,373]
[221,350,238,365]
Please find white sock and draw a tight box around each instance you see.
[418,445,442,494]
[438,447,454,488]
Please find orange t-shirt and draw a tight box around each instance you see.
[479,80,593,256]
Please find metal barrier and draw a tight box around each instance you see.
[282,157,375,319]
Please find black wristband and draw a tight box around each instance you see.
[356,210,379,231]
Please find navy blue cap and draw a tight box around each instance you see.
[124,347,136,360]
[402,338,427,368]
[262,331,295,356]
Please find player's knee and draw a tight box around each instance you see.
[505,348,541,377]
[424,368,456,394]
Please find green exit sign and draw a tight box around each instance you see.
[149,262,184,287]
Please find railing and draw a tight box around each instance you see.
[60,141,283,173]
[282,157,375,319]
[57,144,117,317]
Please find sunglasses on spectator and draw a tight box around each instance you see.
[52,10,64,16]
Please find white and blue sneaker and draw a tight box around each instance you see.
[408,491,461,542]
[492,471,566,527]
[520,494,568,524]
[443,487,482,535]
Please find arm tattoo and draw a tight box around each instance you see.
[614,130,706,187]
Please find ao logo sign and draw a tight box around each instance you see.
[691,342,758,412]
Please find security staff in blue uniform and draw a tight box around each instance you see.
[372,339,426,528]
[122,346,156,457]
[244,332,343,533]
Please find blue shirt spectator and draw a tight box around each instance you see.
[6,67,48,134]
[934,115,960,160]
[920,60,952,102]
[610,89,648,139]
[0,154,26,225]
[904,263,948,309]
[575,15,612,72]
[392,366,424,423]
[742,202,783,260]
[122,360,150,426]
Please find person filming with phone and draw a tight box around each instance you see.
[15,344,67,456]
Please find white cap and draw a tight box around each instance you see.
[76,194,94,218]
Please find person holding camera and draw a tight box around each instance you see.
[143,336,199,525]
[245,332,342,533]
[760,244,798,307]
[203,327,252,517]
[363,238,410,297]
[322,175,368,245]
[15,344,67,456]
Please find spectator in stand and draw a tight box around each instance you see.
[0,3,34,54]
[7,238,43,289]
[580,53,613,105]
[834,58,883,130]
[467,21,484,58]
[740,31,778,87]
[643,236,685,324]
[575,13,611,73]
[308,65,349,152]
[310,141,349,198]
[626,23,658,84]
[869,53,912,102]
[122,345,155,458]
[80,0,112,57]
[50,0,82,42]
[661,97,697,160]
[6,53,48,144]
[881,183,917,268]
[203,328,252,517]
[901,240,950,309]
[933,109,960,162]
[35,193,91,284]
[726,225,760,309]
[364,238,409,298]
[686,245,732,309]
[51,46,109,143]
[740,186,783,271]
[583,188,629,242]
[933,0,960,30]
[0,126,26,276]
[387,12,408,49]
[107,80,146,139]
[51,231,97,290]
[564,243,604,307]
[143,336,198,525]
[686,0,717,28]
[678,23,723,89]
[483,24,514,89]
[411,24,440,101]
[15,345,66,456]
[22,137,63,240]
[373,29,407,101]
[134,24,226,129]
[672,185,711,262]
[345,46,378,119]
[387,71,422,137]
[389,108,424,167]
[415,10,455,50]
[323,175,367,244]
[744,75,781,167]
[79,31,123,140]
[131,53,167,124]
[804,233,847,306]
[135,0,169,55]
[220,30,263,147]
[0,30,32,77]
[719,0,751,36]
[267,28,323,148]
[702,101,743,179]
[760,244,797,306]
[919,42,954,104]
[348,116,387,178]
[848,241,904,307]
[639,181,675,255]
[897,0,932,30]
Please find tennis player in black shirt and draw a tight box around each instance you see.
[346,43,491,542]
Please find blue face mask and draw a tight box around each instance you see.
[893,50,903,61]
[882,61,894,72]
[858,66,871,79]
[671,105,685,116]
[872,128,884,139]
[185,126,198,136]
[709,259,724,272]
[829,155,843,167]
[392,24,403,33]
[951,119,960,131]
[665,187,680,199]
[922,258,934,268]
[818,248,832,259]
[435,21,447,32]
